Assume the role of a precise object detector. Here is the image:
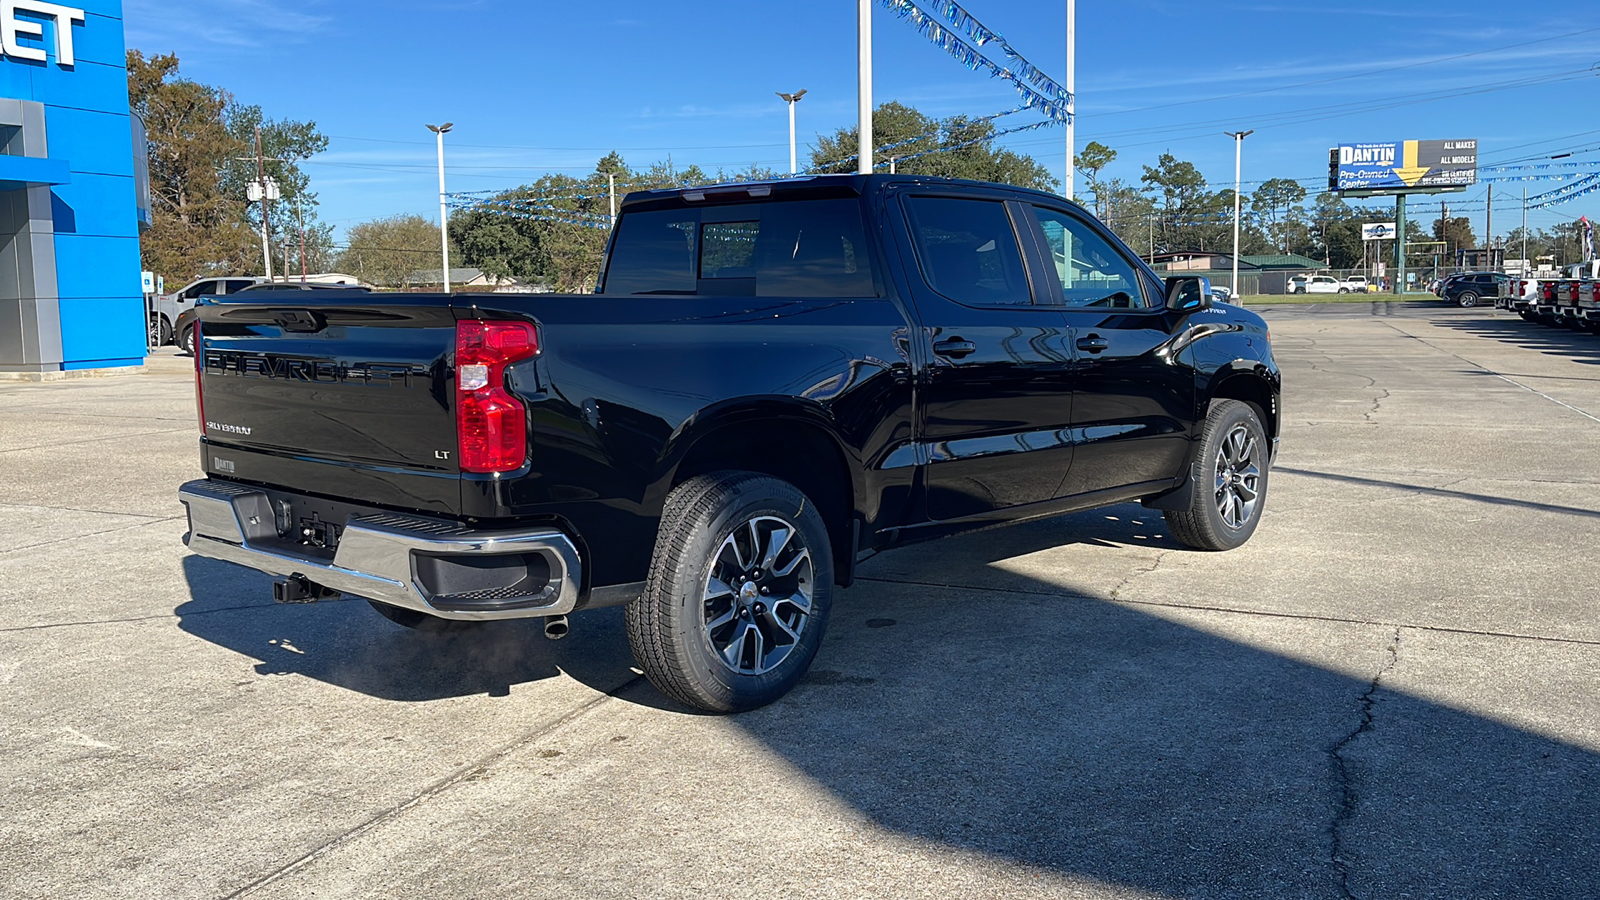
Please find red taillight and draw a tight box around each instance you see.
[455,320,540,473]
[194,320,205,436]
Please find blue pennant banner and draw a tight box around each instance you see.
[880,0,1071,124]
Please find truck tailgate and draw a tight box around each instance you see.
[196,294,462,514]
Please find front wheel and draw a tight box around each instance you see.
[1457,292,1479,308]
[1164,400,1270,551]
[1337,287,1349,294]
[627,471,833,713]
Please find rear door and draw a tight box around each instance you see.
[894,189,1075,521]
[1020,202,1196,498]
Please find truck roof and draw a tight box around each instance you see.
[618,173,1083,213]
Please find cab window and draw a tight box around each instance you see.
[903,196,1032,307]
[1029,206,1145,308]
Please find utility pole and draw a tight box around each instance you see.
[1522,186,1528,276]
[857,0,872,175]
[254,127,274,282]
[296,202,308,283]
[608,171,617,226]
[1442,199,1450,270]
[1486,183,1493,271]
[1064,0,1075,200]
[1225,130,1253,299]
[426,123,454,292]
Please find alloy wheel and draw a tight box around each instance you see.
[1214,424,1262,529]
[701,515,814,676]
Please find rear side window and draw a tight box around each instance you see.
[602,199,875,298]
[904,196,1031,306]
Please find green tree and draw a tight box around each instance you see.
[1074,141,1117,220]
[128,50,332,283]
[809,101,1057,192]
[1311,192,1359,267]
[128,51,255,280]
[1431,216,1478,261]
[1251,178,1307,255]
[1140,152,1232,254]
[338,214,457,288]
[220,103,330,270]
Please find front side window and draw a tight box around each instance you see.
[183,280,218,300]
[1029,206,1145,308]
[904,196,1031,306]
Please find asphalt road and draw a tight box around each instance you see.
[3,301,1597,899]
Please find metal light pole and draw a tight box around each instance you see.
[427,122,454,292]
[777,89,808,175]
[857,0,872,175]
[1225,130,1253,299]
[1064,0,1075,200]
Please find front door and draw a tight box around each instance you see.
[898,192,1075,521]
[1021,203,1196,498]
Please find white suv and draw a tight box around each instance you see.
[1289,274,1341,294]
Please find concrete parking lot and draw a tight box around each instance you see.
[3,302,1598,899]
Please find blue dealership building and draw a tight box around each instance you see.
[0,0,146,376]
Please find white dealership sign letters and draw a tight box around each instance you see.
[2,0,85,67]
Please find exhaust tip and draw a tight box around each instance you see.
[543,615,570,641]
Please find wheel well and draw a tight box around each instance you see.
[673,420,856,586]
[1210,374,1276,438]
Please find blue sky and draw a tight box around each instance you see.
[123,0,1600,238]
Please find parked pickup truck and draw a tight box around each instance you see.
[178,174,1281,712]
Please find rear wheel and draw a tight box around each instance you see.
[178,324,196,355]
[627,471,833,713]
[367,599,484,633]
[1164,400,1270,552]
[1457,292,1479,308]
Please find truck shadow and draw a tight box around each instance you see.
[175,556,633,701]
[618,503,1600,897]
[175,505,1600,896]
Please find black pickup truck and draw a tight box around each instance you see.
[179,174,1280,712]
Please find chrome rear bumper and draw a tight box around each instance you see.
[178,479,582,620]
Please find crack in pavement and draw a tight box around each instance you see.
[1329,627,1401,900]
[1110,548,1170,599]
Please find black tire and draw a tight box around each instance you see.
[178,324,195,356]
[626,471,833,713]
[1337,287,1349,294]
[1457,292,1478,308]
[367,599,484,633]
[1163,400,1270,552]
[147,314,172,347]
[1519,310,1537,321]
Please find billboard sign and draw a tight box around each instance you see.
[1361,222,1398,241]
[1332,140,1477,191]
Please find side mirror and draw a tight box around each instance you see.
[1164,276,1213,312]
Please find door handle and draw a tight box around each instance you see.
[933,338,977,359]
[1076,335,1109,353]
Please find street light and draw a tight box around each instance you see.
[777,89,807,176]
[1224,129,1253,300]
[426,122,454,293]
